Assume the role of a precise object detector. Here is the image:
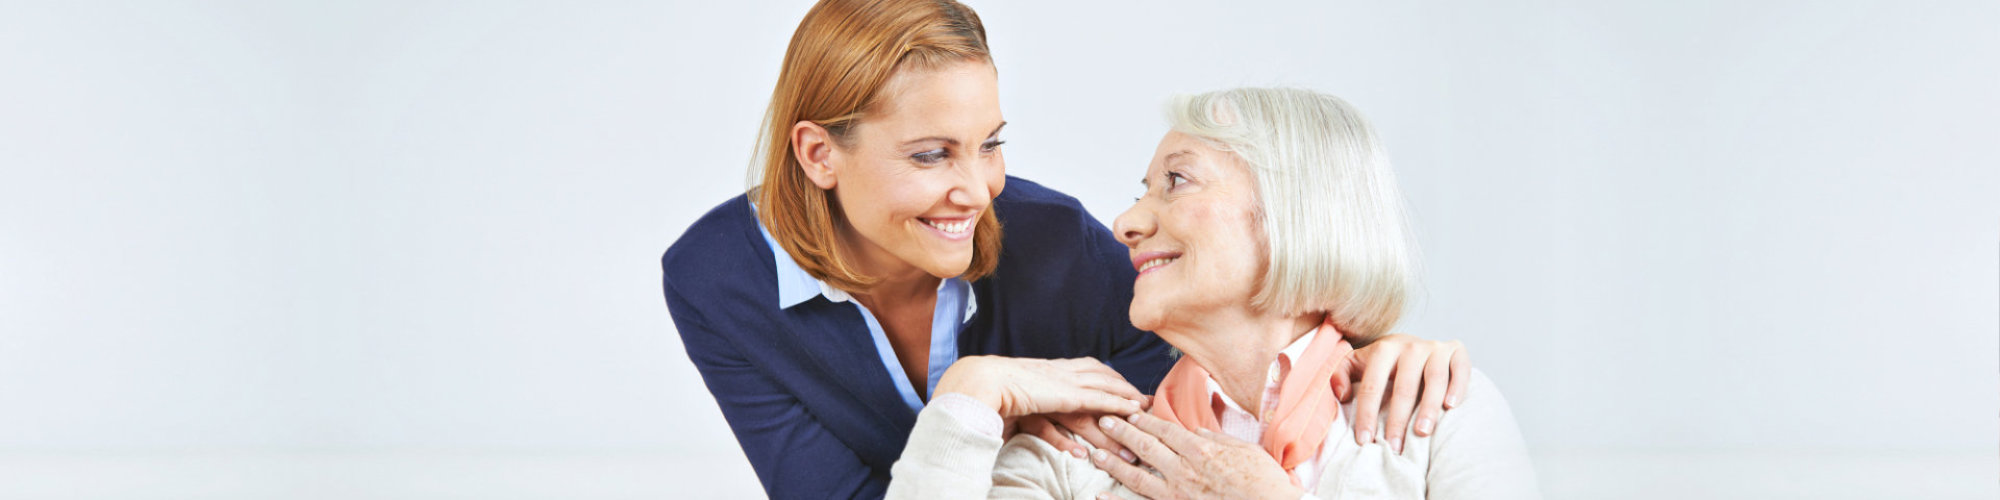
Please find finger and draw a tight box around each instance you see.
[1329,340,1356,402]
[1193,427,1256,448]
[1058,359,1145,402]
[1123,411,1211,458]
[1027,417,1083,455]
[1064,391,1145,416]
[1064,414,1136,463]
[1445,342,1470,409]
[1064,357,1128,380]
[1097,414,1182,476]
[1412,346,1452,437]
[1090,448,1168,498]
[1382,344,1429,453]
[1350,344,1399,446]
[1076,371,1146,401]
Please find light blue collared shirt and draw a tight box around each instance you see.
[757,222,977,415]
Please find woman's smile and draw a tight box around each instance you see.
[1131,250,1182,278]
[918,212,978,241]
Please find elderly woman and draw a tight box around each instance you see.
[885,88,1538,499]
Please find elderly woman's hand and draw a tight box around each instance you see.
[1089,412,1304,500]
[934,356,1147,419]
[1339,334,1470,452]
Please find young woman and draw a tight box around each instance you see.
[661,2,1471,498]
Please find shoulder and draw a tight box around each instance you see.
[1419,368,1541,498]
[992,176,1096,230]
[990,176,1121,263]
[1451,369,1513,416]
[661,194,770,302]
[1426,368,1530,461]
[977,177,1132,305]
[1316,368,1535,499]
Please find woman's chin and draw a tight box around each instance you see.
[923,260,973,279]
[1128,306,1165,332]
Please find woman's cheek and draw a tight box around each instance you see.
[1178,200,1259,291]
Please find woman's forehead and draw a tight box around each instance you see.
[865,63,1001,133]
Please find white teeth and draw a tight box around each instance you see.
[1139,257,1177,273]
[925,218,971,235]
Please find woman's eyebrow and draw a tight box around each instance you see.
[898,136,957,148]
[898,121,1010,148]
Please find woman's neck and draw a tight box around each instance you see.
[852,274,940,311]
[1162,308,1322,415]
[836,224,940,308]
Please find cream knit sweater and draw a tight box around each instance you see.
[887,369,1539,499]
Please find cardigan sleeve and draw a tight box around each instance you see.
[889,398,1124,500]
[665,281,889,500]
[885,400,1011,499]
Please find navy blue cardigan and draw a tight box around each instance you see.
[661,177,1175,499]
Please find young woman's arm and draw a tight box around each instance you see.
[665,285,888,499]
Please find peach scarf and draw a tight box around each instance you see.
[1148,320,1345,482]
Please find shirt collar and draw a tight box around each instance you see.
[753,206,977,319]
[1275,327,1319,380]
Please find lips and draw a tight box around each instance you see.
[1129,250,1181,277]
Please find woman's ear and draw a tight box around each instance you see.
[791,121,839,190]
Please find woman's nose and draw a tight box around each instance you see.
[946,165,989,207]
[1113,203,1154,248]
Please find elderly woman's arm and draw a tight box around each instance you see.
[886,394,1013,499]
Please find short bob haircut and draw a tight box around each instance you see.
[749,0,1003,293]
[1165,88,1415,342]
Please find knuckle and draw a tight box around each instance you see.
[1357,380,1385,395]
[1185,441,1211,456]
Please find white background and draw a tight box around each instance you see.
[2,1,1994,498]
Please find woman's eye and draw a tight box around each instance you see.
[912,149,948,164]
[980,139,1006,153]
[1167,172,1189,189]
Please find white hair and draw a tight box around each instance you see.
[1165,87,1414,341]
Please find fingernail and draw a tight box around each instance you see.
[1416,417,1433,434]
[1390,437,1403,453]
[1119,450,1137,463]
[1128,413,1142,422]
[1069,448,1086,459]
[1090,449,1109,462]
[1099,416,1118,429]
[1357,428,1373,444]
[1447,394,1460,407]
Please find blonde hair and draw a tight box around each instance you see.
[749,0,1003,293]
[1166,88,1414,342]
